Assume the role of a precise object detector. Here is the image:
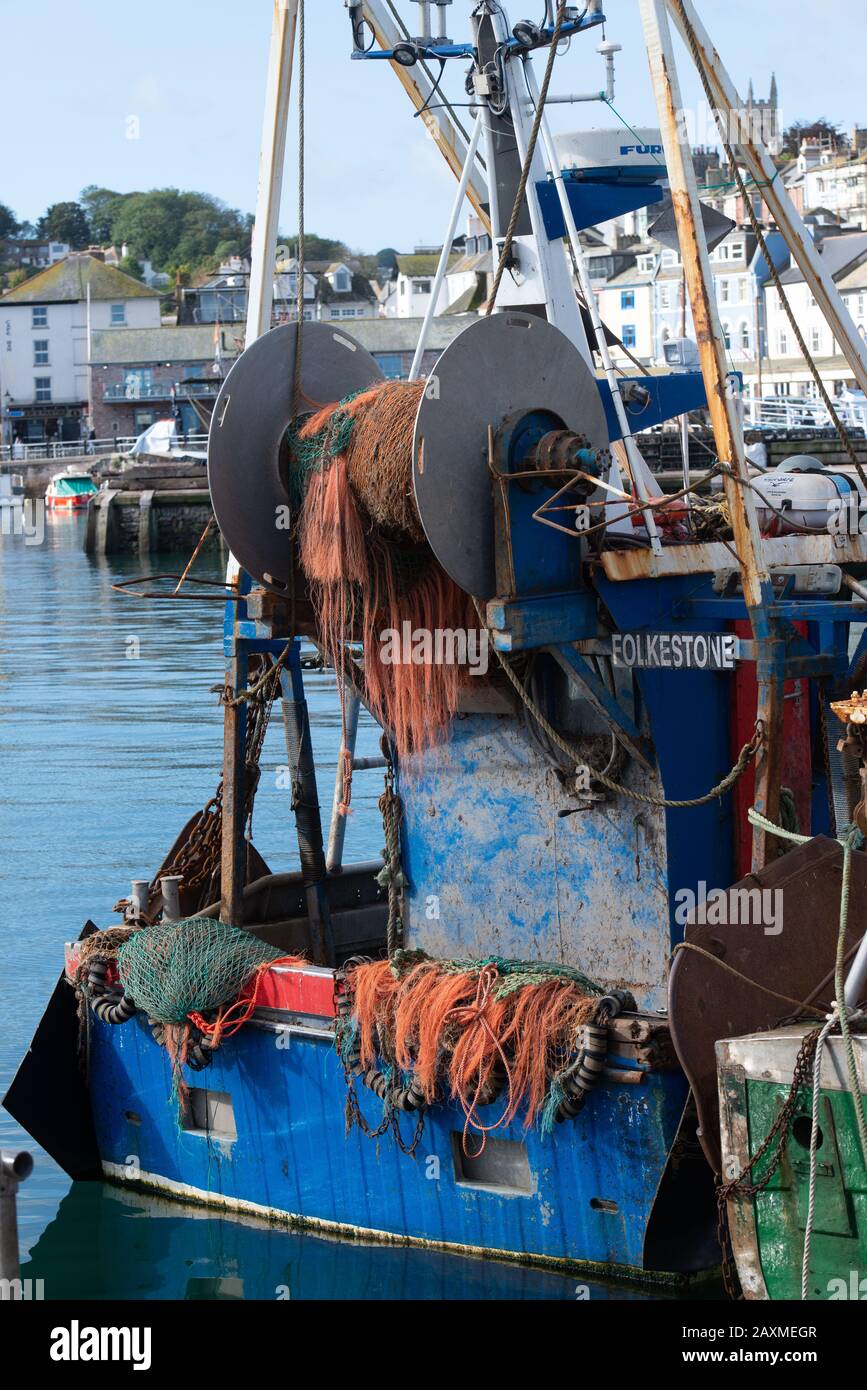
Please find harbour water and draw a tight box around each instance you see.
[0,510,603,1300]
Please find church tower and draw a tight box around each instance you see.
[746,74,782,156]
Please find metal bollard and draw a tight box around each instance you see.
[130,879,150,918]
[0,1149,33,1286]
[160,875,183,923]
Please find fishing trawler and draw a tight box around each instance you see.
[6,0,867,1298]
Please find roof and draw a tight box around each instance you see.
[91,315,478,365]
[777,232,867,286]
[602,267,654,289]
[317,272,376,306]
[1,253,158,304]
[396,253,459,277]
[446,250,492,276]
[351,314,476,352]
[839,261,867,292]
[90,324,243,365]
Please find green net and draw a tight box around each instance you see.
[286,390,363,510]
[117,917,282,1024]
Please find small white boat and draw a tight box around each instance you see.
[45,467,98,511]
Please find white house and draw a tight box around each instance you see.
[595,255,656,366]
[802,152,867,231]
[760,230,867,397]
[0,252,160,443]
[382,252,460,318]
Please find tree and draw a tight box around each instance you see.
[79,185,125,243]
[119,255,144,281]
[36,200,91,248]
[111,189,251,272]
[279,232,349,264]
[782,119,849,159]
[0,203,19,239]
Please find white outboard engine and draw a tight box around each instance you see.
[752,456,867,536]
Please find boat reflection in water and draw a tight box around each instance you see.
[23,1182,664,1301]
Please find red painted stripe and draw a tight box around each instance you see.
[255,964,336,1018]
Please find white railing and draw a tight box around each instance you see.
[743,396,867,433]
[0,434,209,464]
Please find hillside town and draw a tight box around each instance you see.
[3,79,867,453]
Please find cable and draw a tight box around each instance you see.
[487,0,569,314]
[670,0,867,495]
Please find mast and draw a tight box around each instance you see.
[638,0,783,868]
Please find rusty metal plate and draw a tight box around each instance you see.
[207,323,383,592]
[669,835,867,1175]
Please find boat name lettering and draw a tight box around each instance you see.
[611,632,739,671]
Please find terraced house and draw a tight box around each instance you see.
[0,253,159,446]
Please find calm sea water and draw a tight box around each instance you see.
[0,509,604,1301]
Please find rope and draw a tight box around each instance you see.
[746,807,867,1298]
[223,642,292,706]
[377,756,406,958]
[670,0,867,493]
[486,1,568,314]
[671,941,827,1018]
[473,598,763,808]
[802,1013,836,1300]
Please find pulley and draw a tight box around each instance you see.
[207,323,383,593]
[411,312,610,598]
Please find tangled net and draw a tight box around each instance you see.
[291,381,478,763]
[338,950,615,1147]
[117,918,304,1097]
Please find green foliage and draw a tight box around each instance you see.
[119,255,144,281]
[782,119,849,159]
[36,200,91,248]
[108,189,252,272]
[280,232,349,264]
[0,202,19,240]
[79,185,125,242]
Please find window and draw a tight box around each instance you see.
[739,278,750,304]
[110,303,126,326]
[33,339,49,366]
[659,286,671,309]
[374,353,404,380]
[811,327,823,353]
[779,328,789,355]
[412,280,431,294]
[334,270,351,293]
[123,368,153,398]
[620,290,635,310]
[34,377,51,401]
[719,279,730,304]
[661,250,678,268]
[32,306,48,328]
[622,324,637,348]
[740,323,751,351]
[723,323,732,350]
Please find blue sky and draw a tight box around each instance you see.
[3,0,863,253]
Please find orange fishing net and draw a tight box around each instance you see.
[295,381,478,764]
[344,954,602,1139]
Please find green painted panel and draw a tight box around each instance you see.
[745,1079,867,1300]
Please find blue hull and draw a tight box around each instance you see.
[89,1010,696,1282]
